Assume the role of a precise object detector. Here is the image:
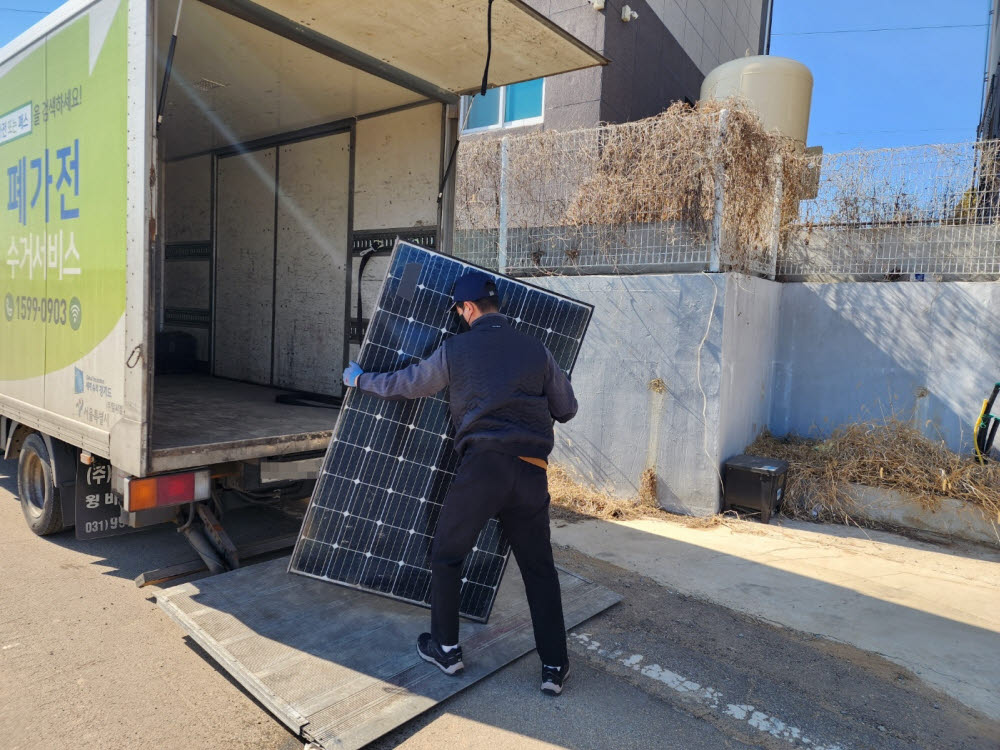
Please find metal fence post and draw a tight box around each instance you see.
[498,135,509,272]
[709,109,728,273]
[769,153,783,280]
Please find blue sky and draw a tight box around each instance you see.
[1,1,990,154]
[771,0,990,152]
[0,3,60,49]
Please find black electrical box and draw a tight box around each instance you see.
[723,455,789,523]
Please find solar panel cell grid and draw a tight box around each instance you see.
[289,241,592,622]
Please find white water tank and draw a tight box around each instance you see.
[700,56,813,144]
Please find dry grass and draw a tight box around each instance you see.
[563,97,804,271]
[548,464,651,521]
[637,467,658,508]
[456,96,808,274]
[548,464,730,530]
[748,420,1000,527]
[792,140,1000,230]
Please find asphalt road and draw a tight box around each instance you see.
[1,457,996,750]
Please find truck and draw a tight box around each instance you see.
[0,0,603,571]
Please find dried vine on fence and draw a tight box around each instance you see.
[455,97,802,275]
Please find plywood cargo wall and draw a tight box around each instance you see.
[163,155,212,362]
[165,156,211,241]
[214,150,276,384]
[351,104,443,360]
[274,133,350,395]
[353,104,441,231]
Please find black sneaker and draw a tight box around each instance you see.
[417,632,464,675]
[541,663,570,695]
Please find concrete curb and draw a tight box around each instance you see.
[846,483,1000,548]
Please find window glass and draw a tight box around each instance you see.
[504,78,543,123]
[466,88,501,130]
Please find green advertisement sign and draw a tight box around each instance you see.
[0,0,128,379]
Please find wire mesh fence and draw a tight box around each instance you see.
[452,103,1000,281]
[778,141,1000,279]
[453,110,728,275]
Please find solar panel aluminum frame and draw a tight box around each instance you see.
[288,239,593,622]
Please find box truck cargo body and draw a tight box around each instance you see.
[0,0,603,541]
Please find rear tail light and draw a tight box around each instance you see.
[125,470,211,511]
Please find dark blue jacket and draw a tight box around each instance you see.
[357,313,577,458]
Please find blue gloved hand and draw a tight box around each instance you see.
[343,361,364,387]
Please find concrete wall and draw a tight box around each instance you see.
[518,273,999,516]
[536,273,726,516]
[719,274,781,465]
[533,272,780,516]
[771,282,1000,454]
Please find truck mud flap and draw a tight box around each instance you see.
[74,455,131,540]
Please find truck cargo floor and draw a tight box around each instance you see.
[157,555,620,750]
[151,375,337,471]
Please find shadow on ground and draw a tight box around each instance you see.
[4,457,998,749]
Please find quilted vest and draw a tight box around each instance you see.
[444,314,553,459]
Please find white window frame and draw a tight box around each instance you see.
[460,79,546,134]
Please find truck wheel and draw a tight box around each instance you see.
[18,433,64,536]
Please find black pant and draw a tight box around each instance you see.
[430,450,568,667]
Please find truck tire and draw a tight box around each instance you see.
[18,433,64,536]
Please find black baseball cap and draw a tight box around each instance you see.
[448,271,498,310]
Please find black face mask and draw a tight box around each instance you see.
[447,305,470,334]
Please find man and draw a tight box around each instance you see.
[342,270,578,696]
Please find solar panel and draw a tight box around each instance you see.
[288,240,592,622]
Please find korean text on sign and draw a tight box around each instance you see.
[6,230,80,280]
[7,139,81,226]
[0,103,32,147]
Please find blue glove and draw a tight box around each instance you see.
[343,361,364,387]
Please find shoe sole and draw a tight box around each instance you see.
[417,644,464,675]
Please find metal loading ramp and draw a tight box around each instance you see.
[157,556,619,749]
